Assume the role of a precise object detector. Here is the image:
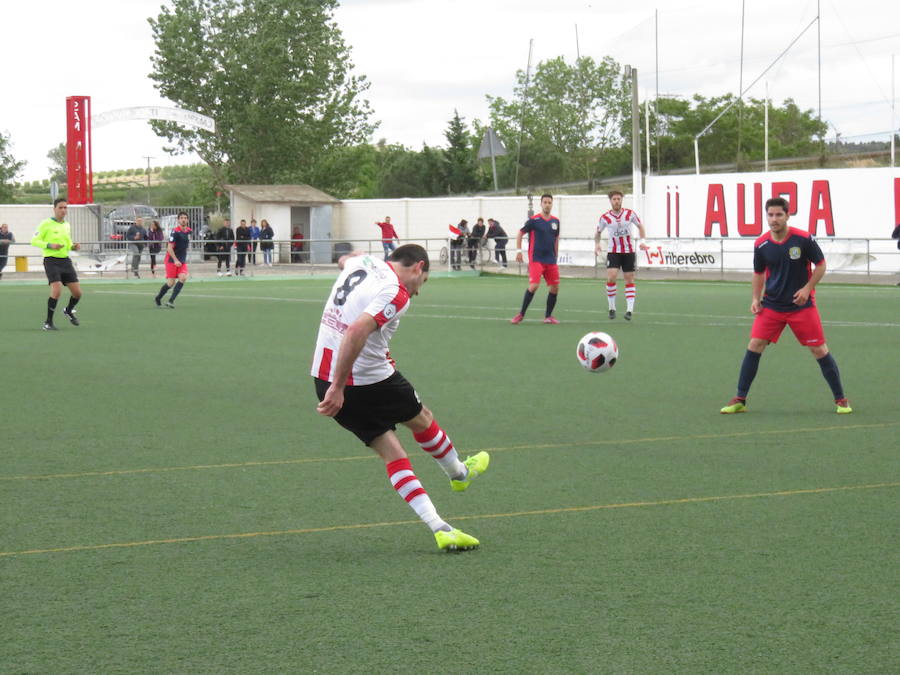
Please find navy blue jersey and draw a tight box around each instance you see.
[165,227,191,263]
[520,214,560,264]
[753,227,824,312]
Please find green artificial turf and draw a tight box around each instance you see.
[1,274,898,672]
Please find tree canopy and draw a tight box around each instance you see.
[0,132,26,202]
[148,0,375,187]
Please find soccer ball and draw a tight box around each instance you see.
[576,332,618,373]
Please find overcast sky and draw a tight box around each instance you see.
[2,0,898,182]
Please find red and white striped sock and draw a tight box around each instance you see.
[625,283,636,312]
[606,282,617,311]
[386,458,448,533]
[413,420,466,480]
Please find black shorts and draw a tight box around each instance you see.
[43,257,79,285]
[314,371,423,445]
[606,252,636,272]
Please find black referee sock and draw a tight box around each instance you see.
[65,296,80,313]
[520,289,535,316]
[46,297,58,324]
[155,284,169,302]
[170,281,184,302]
[816,353,845,400]
[545,291,558,317]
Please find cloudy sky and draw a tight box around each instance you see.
[2,0,898,182]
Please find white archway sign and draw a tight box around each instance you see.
[93,106,216,132]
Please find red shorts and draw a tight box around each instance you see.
[528,261,560,286]
[751,306,825,346]
[165,260,189,279]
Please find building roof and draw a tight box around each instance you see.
[224,184,340,204]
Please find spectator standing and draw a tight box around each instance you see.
[125,216,148,278]
[487,218,508,267]
[235,219,251,275]
[450,219,468,271]
[0,223,14,280]
[291,227,305,263]
[147,220,164,277]
[216,219,235,276]
[375,216,400,260]
[31,198,83,330]
[468,217,487,268]
[259,219,274,266]
[249,218,260,265]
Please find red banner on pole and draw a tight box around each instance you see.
[66,96,93,204]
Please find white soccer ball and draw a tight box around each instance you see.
[576,331,619,373]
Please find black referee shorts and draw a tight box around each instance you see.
[43,257,79,285]
[606,252,636,272]
[314,371,423,445]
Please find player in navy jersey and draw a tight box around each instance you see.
[510,194,561,324]
[154,212,191,308]
[720,197,851,414]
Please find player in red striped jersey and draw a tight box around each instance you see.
[595,191,649,320]
[312,244,489,551]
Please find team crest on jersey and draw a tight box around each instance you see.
[789,246,801,260]
[383,303,397,319]
[551,223,558,230]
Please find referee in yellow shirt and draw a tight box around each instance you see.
[30,198,83,330]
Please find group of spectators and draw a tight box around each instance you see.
[124,217,166,278]
[450,217,508,270]
[202,218,279,275]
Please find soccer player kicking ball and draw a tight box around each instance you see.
[510,193,561,324]
[313,244,489,552]
[720,197,851,415]
[154,211,191,308]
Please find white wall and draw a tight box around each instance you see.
[332,194,615,249]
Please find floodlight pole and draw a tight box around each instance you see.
[143,155,154,205]
[626,65,641,210]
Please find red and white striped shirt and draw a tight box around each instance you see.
[597,209,642,253]
[311,255,411,385]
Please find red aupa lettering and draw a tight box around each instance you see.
[771,181,798,215]
[808,180,835,235]
[737,183,763,236]
[704,184,727,236]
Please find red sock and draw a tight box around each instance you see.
[386,457,446,532]
[413,420,465,479]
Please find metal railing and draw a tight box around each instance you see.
[2,236,897,281]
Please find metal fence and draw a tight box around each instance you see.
[3,236,898,281]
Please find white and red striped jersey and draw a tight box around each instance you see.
[310,255,411,385]
[597,209,642,253]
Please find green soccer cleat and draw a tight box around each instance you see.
[835,398,852,414]
[451,451,490,492]
[720,397,747,414]
[434,528,480,552]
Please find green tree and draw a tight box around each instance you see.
[47,142,67,184]
[148,0,375,187]
[652,94,828,171]
[443,110,480,193]
[0,132,26,202]
[487,55,629,186]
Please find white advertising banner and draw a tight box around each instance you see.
[645,167,899,240]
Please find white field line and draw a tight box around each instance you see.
[95,290,900,329]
